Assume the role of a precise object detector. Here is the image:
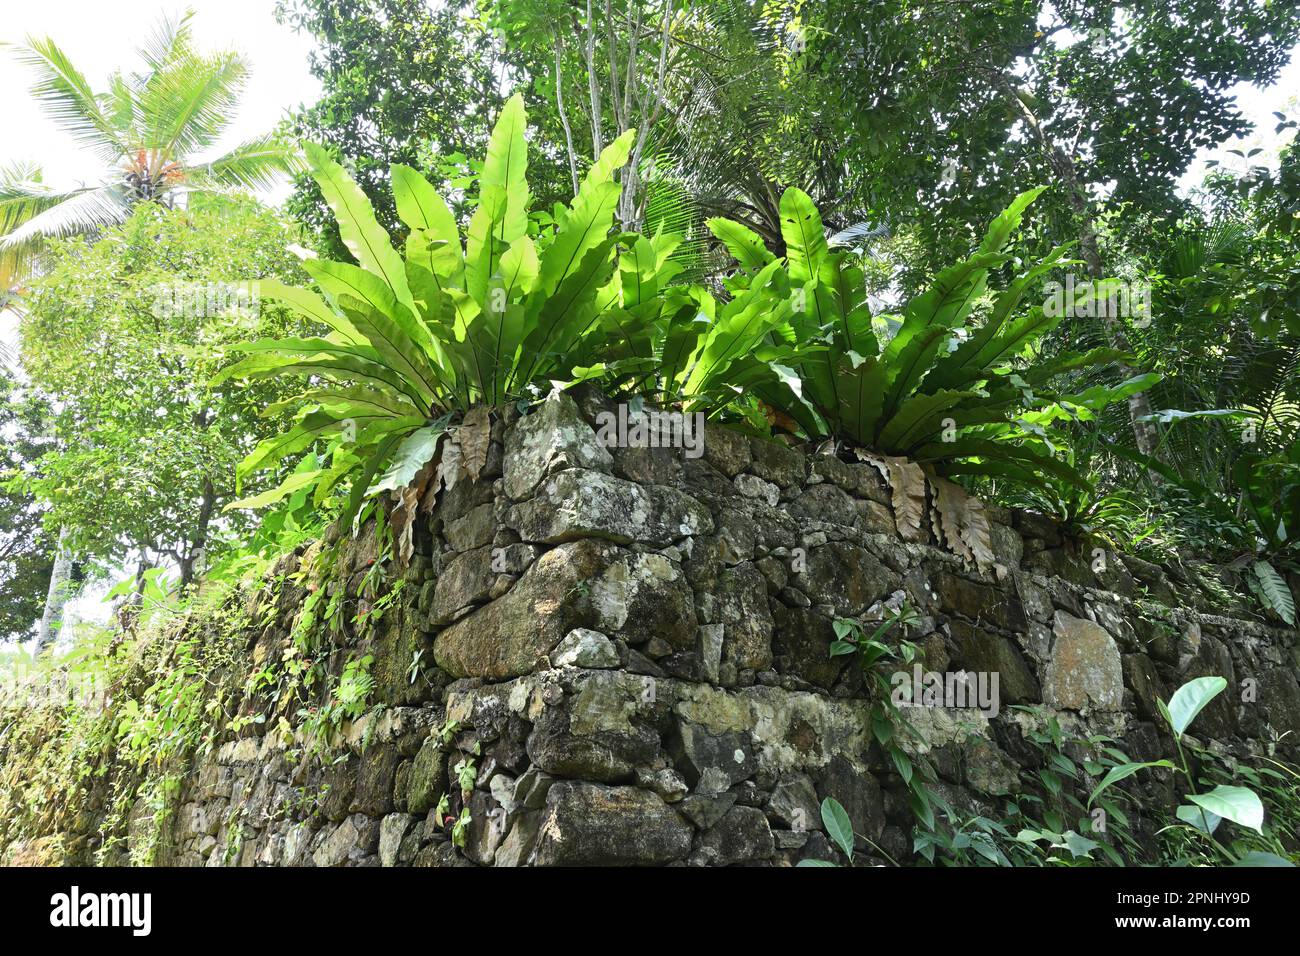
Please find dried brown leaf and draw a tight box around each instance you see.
[458,405,492,481]
[867,452,928,542]
[931,477,996,570]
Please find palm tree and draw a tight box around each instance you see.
[0,9,300,290]
[2,10,301,652]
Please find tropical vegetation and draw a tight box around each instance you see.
[0,0,1298,874]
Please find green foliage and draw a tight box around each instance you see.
[1086,675,1293,866]
[807,0,1300,285]
[19,198,309,586]
[275,0,569,259]
[0,582,253,864]
[219,94,682,519]
[695,186,1150,488]
[0,365,54,640]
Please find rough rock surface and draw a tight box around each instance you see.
[6,390,1296,869]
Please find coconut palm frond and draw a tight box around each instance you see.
[139,48,249,159]
[191,133,302,194]
[5,36,125,164]
[0,184,131,254]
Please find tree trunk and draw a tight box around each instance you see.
[35,525,74,653]
[178,478,216,591]
[1001,76,1163,459]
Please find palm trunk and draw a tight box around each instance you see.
[35,525,74,653]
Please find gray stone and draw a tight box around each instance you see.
[697,624,724,683]
[770,603,853,690]
[793,543,894,617]
[815,757,885,844]
[789,483,859,528]
[1043,611,1123,712]
[512,768,557,810]
[504,392,613,500]
[526,672,664,782]
[494,811,540,867]
[963,738,1020,796]
[699,806,775,865]
[530,782,692,866]
[670,720,756,792]
[716,563,774,670]
[637,766,689,802]
[702,423,752,477]
[747,437,805,487]
[678,791,738,829]
[766,773,822,832]
[735,473,780,506]
[1122,653,1166,721]
[378,813,418,867]
[431,546,497,624]
[445,503,496,552]
[947,621,1040,704]
[406,736,448,815]
[433,539,621,679]
[552,628,621,668]
[509,468,712,547]
[312,814,379,867]
[463,791,506,865]
[774,829,810,850]
[351,746,400,816]
[589,550,698,649]
[855,499,895,536]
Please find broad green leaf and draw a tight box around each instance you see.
[978,185,1046,254]
[779,187,828,283]
[305,258,440,361]
[886,252,1006,367]
[706,217,775,271]
[1161,676,1227,738]
[257,278,365,345]
[1186,785,1264,834]
[465,94,530,300]
[878,388,981,451]
[537,130,634,296]
[224,469,321,511]
[304,142,414,314]
[1059,373,1162,412]
[262,385,420,420]
[820,797,855,858]
[1060,830,1100,860]
[238,409,413,479]
[1235,851,1295,867]
[1176,802,1221,833]
[1252,561,1296,625]
[391,163,459,245]
[372,418,451,494]
[1087,760,1175,805]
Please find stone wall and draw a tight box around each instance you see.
[8,389,1300,867]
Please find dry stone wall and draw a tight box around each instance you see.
[12,388,1300,867]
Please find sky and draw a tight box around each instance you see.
[0,2,1297,637]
